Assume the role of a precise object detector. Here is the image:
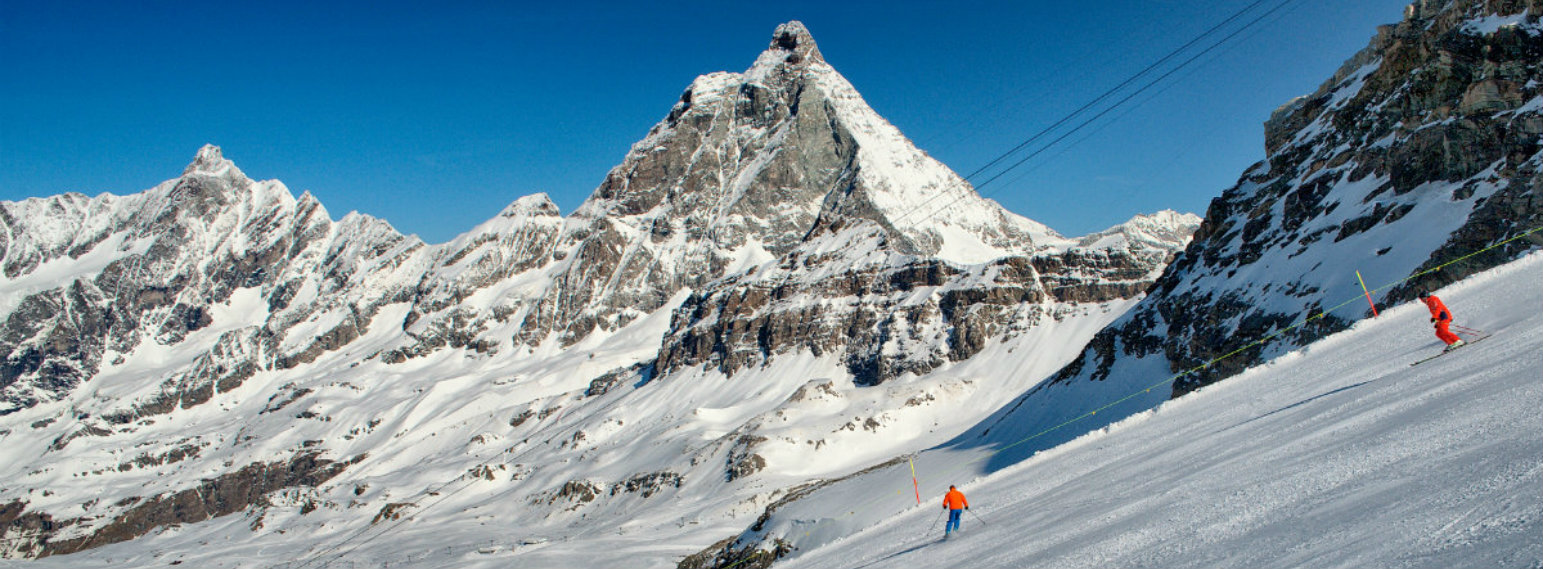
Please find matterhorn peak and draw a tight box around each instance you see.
[749,20,824,71]
[181,144,243,178]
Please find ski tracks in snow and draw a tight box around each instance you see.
[782,252,1543,569]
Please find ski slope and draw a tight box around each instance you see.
[780,251,1543,569]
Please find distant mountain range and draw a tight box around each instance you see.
[2,2,1537,566]
[1,20,1196,564]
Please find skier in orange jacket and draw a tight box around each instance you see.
[942,485,969,536]
[1420,291,1465,351]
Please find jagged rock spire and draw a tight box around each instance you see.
[182,144,240,176]
[768,21,824,65]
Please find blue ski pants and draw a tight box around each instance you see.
[946,509,962,533]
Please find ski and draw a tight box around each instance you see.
[1410,334,1491,367]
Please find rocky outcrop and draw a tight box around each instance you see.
[0,452,361,558]
[496,23,855,349]
[1058,0,1542,396]
[657,242,1183,386]
[0,280,111,412]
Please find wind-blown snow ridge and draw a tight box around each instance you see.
[800,51,1068,263]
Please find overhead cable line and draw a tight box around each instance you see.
[993,0,1310,202]
[969,0,1303,195]
[891,0,1301,228]
[960,0,1274,184]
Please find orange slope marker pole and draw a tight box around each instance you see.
[1356,270,1379,317]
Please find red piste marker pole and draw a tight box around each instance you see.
[909,457,920,505]
[1356,270,1379,317]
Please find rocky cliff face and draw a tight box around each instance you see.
[655,230,1181,387]
[1045,0,1543,406]
[0,22,1196,563]
[0,147,426,419]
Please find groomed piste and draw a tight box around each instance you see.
[774,250,1543,569]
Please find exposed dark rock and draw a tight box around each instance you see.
[118,442,205,472]
[658,245,1179,387]
[371,502,416,524]
[726,435,769,482]
[584,363,651,398]
[0,451,364,557]
[534,480,604,511]
[509,410,536,428]
[259,384,313,415]
[611,472,685,498]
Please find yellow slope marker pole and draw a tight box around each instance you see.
[1356,270,1379,317]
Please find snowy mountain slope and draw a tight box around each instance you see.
[1073,209,1208,260]
[0,21,1199,565]
[1097,0,1543,396]
[0,295,1143,568]
[775,249,1543,569]
[693,2,1542,565]
[0,146,430,418]
[937,0,1543,467]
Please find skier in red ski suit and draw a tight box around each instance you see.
[1420,292,1464,350]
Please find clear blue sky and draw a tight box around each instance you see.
[1,0,1411,243]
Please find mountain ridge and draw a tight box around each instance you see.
[0,21,1197,563]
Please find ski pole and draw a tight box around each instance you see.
[1452,324,1486,335]
[929,509,945,534]
[967,508,987,527]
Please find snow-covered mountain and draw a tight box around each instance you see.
[1026,0,1542,408]
[0,22,1197,564]
[966,0,1543,458]
[0,146,427,417]
[776,249,1543,569]
[700,1,1541,566]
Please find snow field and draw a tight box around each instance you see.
[779,250,1543,569]
[0,290,1140,568]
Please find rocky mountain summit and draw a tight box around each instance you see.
[0,22,1195,561]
